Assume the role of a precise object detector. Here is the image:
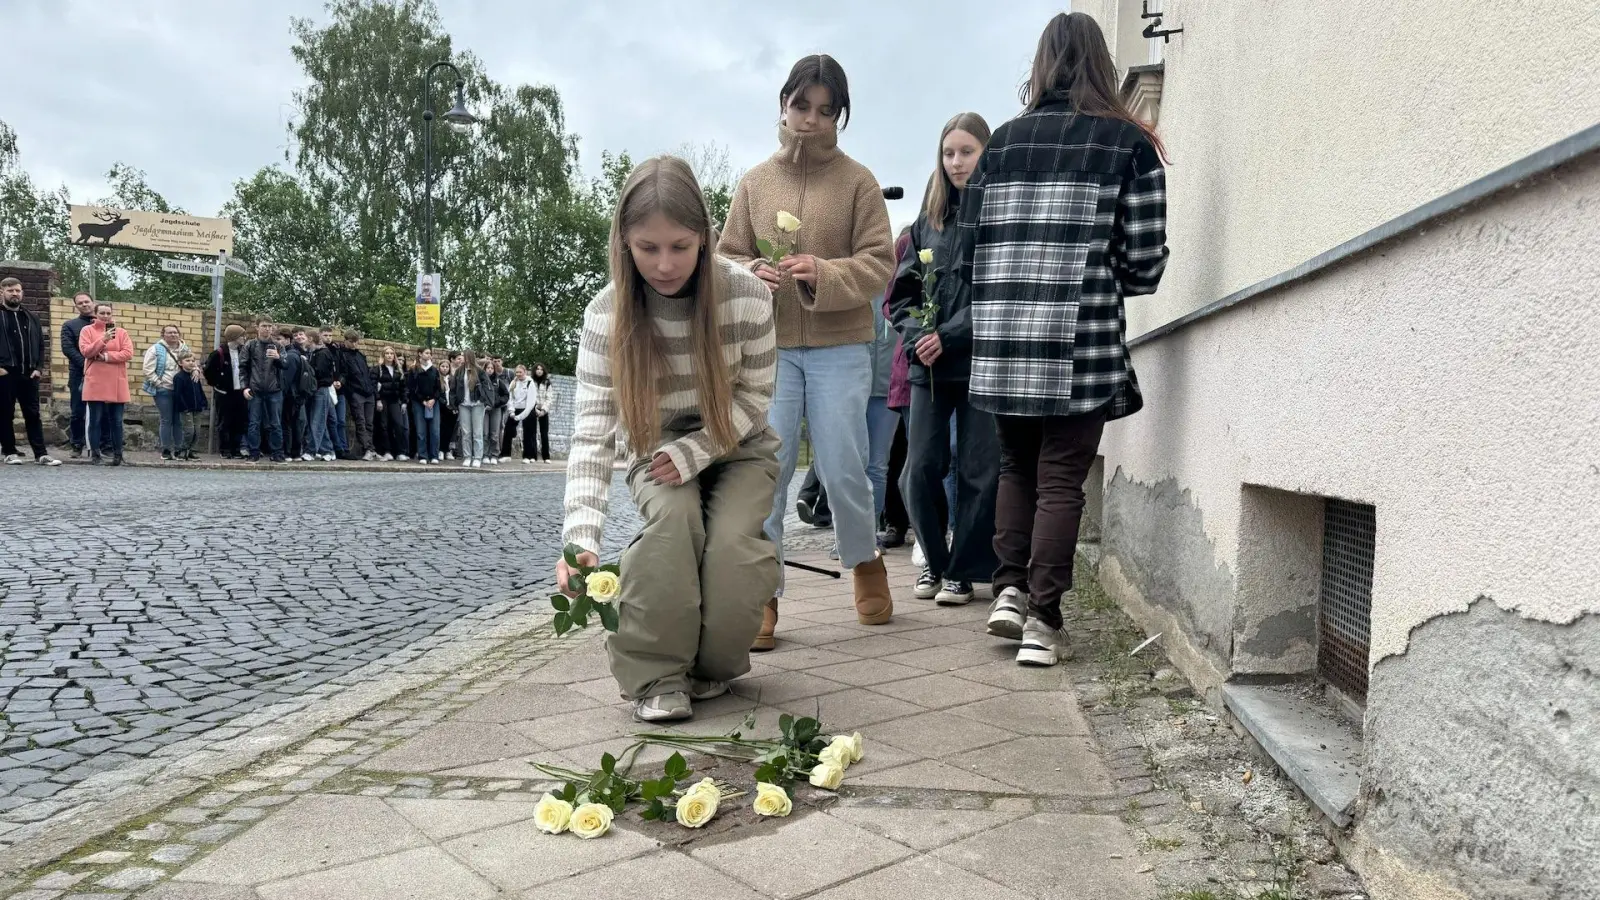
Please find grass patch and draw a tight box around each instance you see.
[1146,836,1186,851]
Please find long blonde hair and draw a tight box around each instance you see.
[925,112,991,232]
[609,156,735,457]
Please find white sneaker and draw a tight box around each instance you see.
[364,451,378,461]
[499,456,512,463]
[911,541,926,568]
[471,458,482,468]
[301,453,314,462]
[418,457,429,465]
[396,454,408,462]
[487,458,498,466]
[633,692,692,723]
[36,455,62,467]
[1017,617,1072,667]
[913,567,940,600]
[462,458,472,467]
[688,679,729,702]
[522,459,532,465]
[935,579,975,606]
[987,587,1028,640]
[381,454,393,462]
[3,454,22,465]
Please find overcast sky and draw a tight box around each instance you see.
[6,0,1070,231]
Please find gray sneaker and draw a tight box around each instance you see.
[987,587,1027,640]
[36,455,61,467]
[3,454,22,465]
[633,692,692,723]
[1017,617,1072,667]
[688,679,728,702]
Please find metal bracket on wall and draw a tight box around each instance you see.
[1141,0,1184,43]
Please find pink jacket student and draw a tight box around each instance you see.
[79,321,134,403]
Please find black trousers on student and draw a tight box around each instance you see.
[902,380,1000,584]
[883,415,910,532]
[501,413,534,459]
[533,413,551,460]
[216,389,247,455]
[0,370,46,458]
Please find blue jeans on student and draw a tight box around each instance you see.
[946,413,959,516]
[68,371,88,450]
[765,344,876,590]
[309,390,334,456]
[153,389,179,453]
[247,390,284,458]
[867,396,898,520]
[411,401,441,461]
[331,393,348,453]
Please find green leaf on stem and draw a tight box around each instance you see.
[793,718,820,746]
[756,238,775,260]
[601,752,616,774]
[568,574,586,595]
[572,595,592,621]
[599,563,621,576]
[664,752,689,780]
[553,612,572,636]
[778,714,794,740]
[551,594,570,612]
[597,601,619,633]
[563,544,582,568]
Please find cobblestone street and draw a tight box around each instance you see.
[0,466,641,838]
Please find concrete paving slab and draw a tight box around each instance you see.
[848,759,1018,793]
[869,674,1009,710]
[140,884,260,899]
[520,646,612,684]
[868,711,1019,759]
[174,795,428,885]
[882,645,1005,673]
[540,849,765,900]
[774,624,869,648]
[428,759,561,781]
[946,692,1093,737]
[441,820,658,892]
[691,810,911,898]
[826,805,1030,852]
[256,846,498,900]
[809,854,1033,900]
[933,814,1157,899]
[944,736,1116,797]
[363,722,544,773]
[507,704,641,750]
[949,660,1077,692]
[821,635,934,659]
[728,672,849,706]
[806,659,929,687]
[807,688,928,731]
[755,647,861,671]
[385,798,539,841]
[451,684,595,724]
[566,675,629,706]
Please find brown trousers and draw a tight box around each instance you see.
[992,409,1107,630]
[607,430,781,700]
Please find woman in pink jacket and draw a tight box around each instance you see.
[79,301,134,466]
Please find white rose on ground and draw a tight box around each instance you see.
[570,802,614,839]
[533,794,573,834]
[676,788,719,828]
[809,762,845,790]
[818,743,852,770]
[753,783,793,817]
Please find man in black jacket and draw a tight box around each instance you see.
[0,277,60,466]
[336,328,376,460]
[281,328,309,461]
[408,347,443,463]
[307,329,340,461]
[59,291,99,456]
[240,320,285,462]
[204,324,249,457]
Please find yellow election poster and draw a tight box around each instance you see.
[416,273,442,328]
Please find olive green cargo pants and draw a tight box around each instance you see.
[607,430,781,701]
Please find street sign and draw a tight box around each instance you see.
[224,257,251,277]
[160,257,221,277]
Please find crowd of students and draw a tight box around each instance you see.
[558,12,1170,722]
[1,288,559,467]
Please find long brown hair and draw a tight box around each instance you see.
[609,156,735,457]
[1020,12,1170,162]
[461,350,478,392]
[925,112,991,232]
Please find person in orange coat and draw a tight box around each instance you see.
[79,301,134,466]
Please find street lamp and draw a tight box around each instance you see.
[421,60,477,346]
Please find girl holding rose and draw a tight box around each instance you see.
[719,53,897,650]
[558,155,780,723]
[887,112,1000,609]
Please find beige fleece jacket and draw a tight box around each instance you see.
[721,125,894,348]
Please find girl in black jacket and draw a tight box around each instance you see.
[373,347,409,460]
[407,348,444,463]
[887,111,1000,608]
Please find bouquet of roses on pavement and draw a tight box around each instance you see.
[550,543,620,635]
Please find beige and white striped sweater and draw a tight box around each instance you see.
[562,257,778,554]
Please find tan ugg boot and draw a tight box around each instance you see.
[853,555,893,625]
[751,598,778,651]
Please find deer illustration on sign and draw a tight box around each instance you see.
[75,209,131,245]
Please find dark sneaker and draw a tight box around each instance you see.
[913,567,940,600]
[108,454,124,467]
[70,446,83,459]
[633,692,692,723]
[987,587,1027,640]
[1017,618,1072,667]
[160,450,172,461]
[878,526,906,549]
[935,579,975,606]
[796,497,818,525]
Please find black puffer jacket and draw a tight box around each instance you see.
[887,197,973,384]
[335,346,374,397]
[374,363,407,404]
[310,346,340,388]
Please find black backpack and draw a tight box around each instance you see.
[296,351,317,396]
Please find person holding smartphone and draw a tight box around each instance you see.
[78,302,134,466]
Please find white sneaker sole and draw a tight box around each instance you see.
[633,704,692,723]
[935,590,975,607]
[913,585,940,601]
[1016,646,1061,667]
[987,610,1025,640]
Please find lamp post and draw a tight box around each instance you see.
[421,60,476,348]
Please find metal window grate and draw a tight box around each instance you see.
[1319,499,1375,700]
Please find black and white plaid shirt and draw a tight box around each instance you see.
[957,103,1169,420]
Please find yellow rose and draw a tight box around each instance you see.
[775,211,802,233]
[533,794,573,834]
[918,248,934,265]
[826,735,863,766]
[818,743,851,771]
[809,762,845,790]
[676,788,719,828]
[845,732,865,763]
[569,802,614,839]
[752,783,793,817]
[686,777,721,799]
[585,570,620,601]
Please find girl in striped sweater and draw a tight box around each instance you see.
[558,156,780,723]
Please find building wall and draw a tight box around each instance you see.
[1070,2,1600,897]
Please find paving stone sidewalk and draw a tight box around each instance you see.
[1,543,1360,900]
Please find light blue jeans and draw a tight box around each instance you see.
[766,344,876,590]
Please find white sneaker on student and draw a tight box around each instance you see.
[462,458,472,468]
[418,457,429,465]
[522,458,532,465]
[911,540,926,568]
[301,453,314,462]
[913,567,940,600]
[688,679,729,702]
[471,458,482,468]
[633,692,692,723]
[1017,617,1072,667]
[987,587,1028,640]
[381,453,393,461]
[3,454,22,465]
[396,454,408,462]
